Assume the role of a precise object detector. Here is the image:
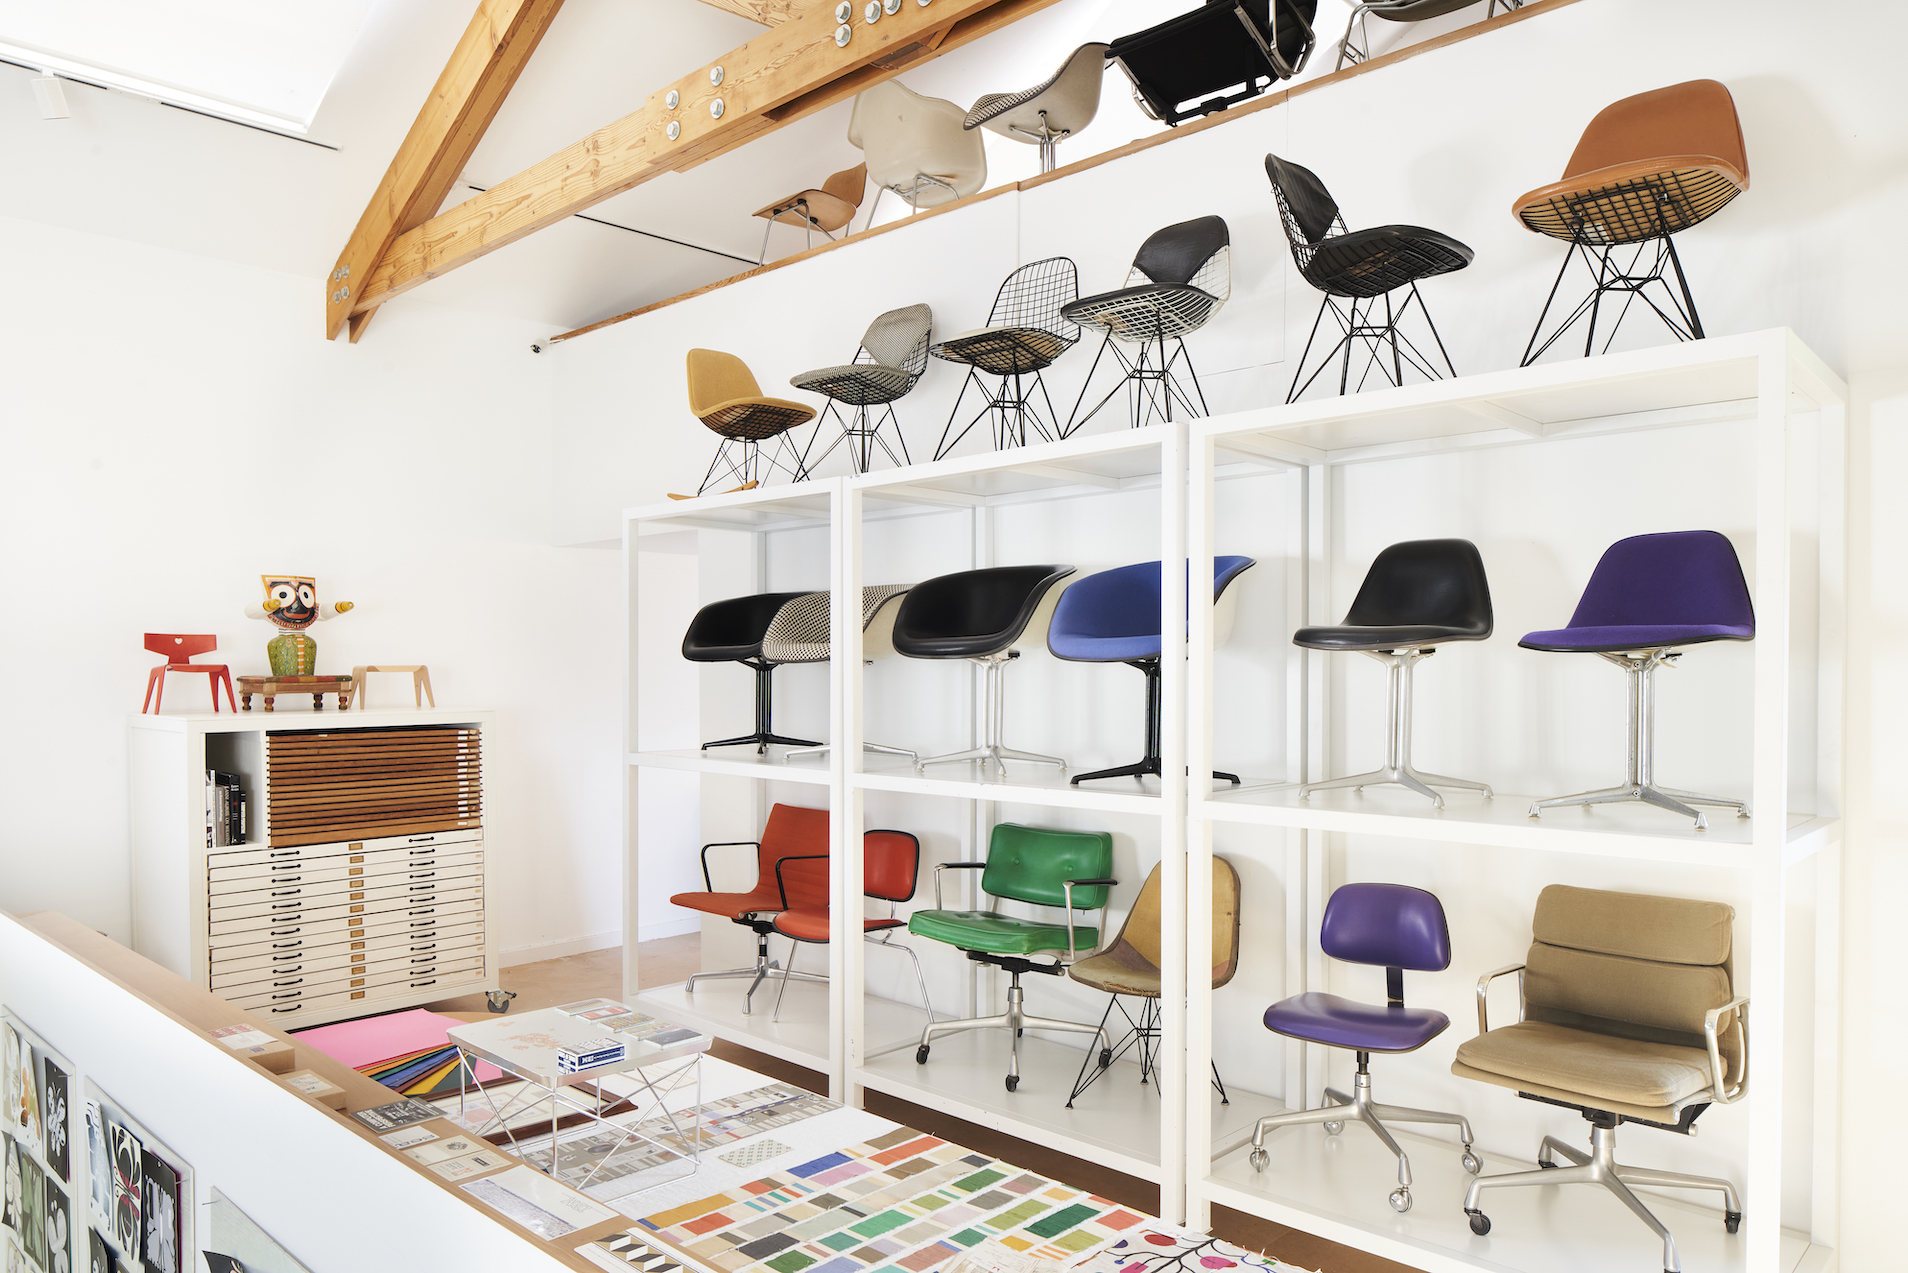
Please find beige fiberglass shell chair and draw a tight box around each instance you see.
[767,586,919,765]
[1457,885,1746,1273]
[753,163,866,262]
[673,349,816,499]
[789,304,933,474]
[964,43,1109,174]
[849,80,987,225]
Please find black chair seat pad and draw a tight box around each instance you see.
[682,591,811,662]
[1305,225,1474,299]
[931,327,1071,376]
[788,363,917,406]
[699,399,816,441]
[1061,283,1222,341]
[1294,623,1487,651]
[893,565,1075,659]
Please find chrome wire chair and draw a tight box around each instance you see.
[1063,216,1231,433]
[930,258,1081,458]
[791,305,932,474]
[1335,1,1521,70]
[1267,154,1472,403]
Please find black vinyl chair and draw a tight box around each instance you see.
[1107,0,1317,127]
[1062,216,1231,432]
[1296,539,1493,807]
[931,259,1081,459]
[790,304,933,475]
[892,565,1076,774]
[1266,154,1472,403]
[683,593,821,753]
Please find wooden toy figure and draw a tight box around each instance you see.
[245,575,355,675]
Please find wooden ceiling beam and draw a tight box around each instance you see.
[324,0,567,341]
[347,0,1063,325]
[693,0,805,24]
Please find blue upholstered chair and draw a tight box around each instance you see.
[1048,556,1255,785]
[1523,530,1754,829]
[1247,882,1479,1213]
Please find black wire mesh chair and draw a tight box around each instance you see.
[1062,216,1230,433]
[1266,154,1472,403]
[790,305,932,474]
[930,258,1081,459]
[1107,0,1317,127]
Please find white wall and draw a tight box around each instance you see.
[0,213,623,965]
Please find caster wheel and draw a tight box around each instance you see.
[1461,1150,1482,1175]
[1389,1188,1411,1214]
[1537,1158,1558,1169]
[915,1047,930,1064]
[1248,1147,1269,1172]
[1323,1120,1344,1136]
[1099,1049,1113,1068]
[1005,1075,1019,1093]
[1725,1210,1742,1235]
[1466,1210,1491,1236]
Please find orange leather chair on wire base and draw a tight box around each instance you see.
[673,349,817,499]
[142,633,237,713]
[768,830,936,1023]
[752,163,866,263]
[1515,79,1749,366]
[671,804,832,1015]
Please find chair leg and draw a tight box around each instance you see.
[1301,650,1492,809]
[144,667,162,714]
[917,656,1066,774]
[151,668,165,713]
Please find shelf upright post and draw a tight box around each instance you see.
[1297,455,1333,1114]
[1159,422,1191,1225]
[622,511,641,999]
[1185,422,1217,1232]
[834,478,865,1106]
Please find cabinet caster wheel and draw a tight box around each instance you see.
[1466,1210,1490,1236]
[915,1046,930,1064]
[1725,1210,1742,1235]
[1099,1048,1113,1068]
[1461,1150,1482,1175]
[1388,1188,1411,1214]
[1248,1147,1268,1172]
[1537,1157,1558,1169]
[1323,1120,1343,1136]
[1005,1075,1019,1092]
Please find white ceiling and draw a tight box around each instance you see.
[0,0,1391,335]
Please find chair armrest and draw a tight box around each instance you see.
[1704,995,1749,1103]
[933,861,986,910]
[698,840,761,892]
[772,854,829,910]
[1475,963,1525,1036]
[1061,878,1118,963]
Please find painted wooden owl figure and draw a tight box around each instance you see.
[244,575,355,676]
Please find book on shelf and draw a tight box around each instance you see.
[204,771,246,848]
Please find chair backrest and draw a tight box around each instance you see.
[859,304,933,377]
[682,591,811,662]
[757,803,831,909]
[980,823,1112,910]
[822,163,868,208]
[776,827,920,915]
[1102,857,1241,989]
[1127,215,1231,301]
[1525,884,1742,1084]
[985,257,1081,341]
[1562,80,1747,187]
[760,585,915,665]
[1048,556,1255,648]
[1264,154,1343,266]
[1340,538,1493,636]
[1108,1,1317,125]
[892,565,1075,658]
[847,80,986,207]
[1320,882,1451,972]
[146,633,217,662]
[1565,530,1754,632]
[687,349,763,417]
[967,42,1110,139]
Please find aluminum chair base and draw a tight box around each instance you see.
[914,968,1112,1093]
[1528,649,1747,830]
[1288,282,1457,402]
[1463,1121,1742,1273]
[1065,332,1209,434]
[1067,995,1229,1109]
[1073,658,1238,786]
[1302,649,1492,809]
[784,741,920,764]
[1521,226,1703,368]
[1249,1057,1479,1213]
[772,931,937,1023]
[917,653,1066,775]
[800,400,912,475]
[686,928,829,1016]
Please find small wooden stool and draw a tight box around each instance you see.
[350,665,434,708]
[237,674,354,712]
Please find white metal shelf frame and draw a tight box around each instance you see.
[1183,329,1847,1273]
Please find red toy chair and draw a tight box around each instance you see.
[143,633,237,713]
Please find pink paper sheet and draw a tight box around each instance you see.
[295,1007,504,1082]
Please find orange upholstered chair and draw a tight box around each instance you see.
[142,633,237,713]
[769,830,932,1021]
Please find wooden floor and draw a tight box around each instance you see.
[430,940,1419,1273]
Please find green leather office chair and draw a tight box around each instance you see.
[910,822,1116,1093]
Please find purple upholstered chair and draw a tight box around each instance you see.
[1523,530,1753,829]
[1247,883,1478,1213]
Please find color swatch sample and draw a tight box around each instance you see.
[1066,1225,1308,1273]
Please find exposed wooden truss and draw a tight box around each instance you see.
[693,0,803,24]
[334,0,1063,336]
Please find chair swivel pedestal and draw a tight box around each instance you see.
[1302,647,1493,808]
[764,586,919,764]
[922,651,1068,775]
[683,593,821,753]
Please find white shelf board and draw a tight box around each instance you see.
[635,979,926,1075]
[856,1028,1278,1183]
[128,706,490,734]
[626,482,835,534]
[1204,1126,1812,1273]
[851,752,1164,816]
[853,424,1168,512]
[629,748,833,786]
[1198,782,1839,867]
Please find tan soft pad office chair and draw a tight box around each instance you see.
[848,80,986,222]
[1455,884,1746,1273]
[752,163,866,261]
[674,349,817,499]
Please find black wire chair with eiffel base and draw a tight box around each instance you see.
[1061,216,1231,435]
[1266,154,1472,404]
[1513,80,1749,367]
[789,305,932,475]
[930,258,1081,460]
[673,349,816,499]
[1065,858,1240,1109]
[682,592,821,753]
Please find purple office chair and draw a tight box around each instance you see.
[1248,883,1478,1213]
[1522,530,1753,829]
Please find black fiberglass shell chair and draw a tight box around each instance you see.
[1108,1,1318,127]
[1062,216,1231,432]
[790,304,933,475]
[931,258,1081,459]
[683,592,821,753]
[1266,154,1472,403]
[892,565,1076,774]
[1297,539,1493,807]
